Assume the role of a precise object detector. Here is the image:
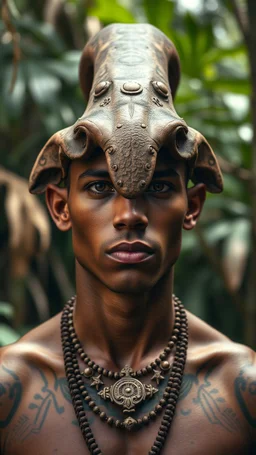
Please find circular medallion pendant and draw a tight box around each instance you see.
[98,365,158,413]
[111,375,145,411]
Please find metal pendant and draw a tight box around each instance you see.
[98,365,158,413]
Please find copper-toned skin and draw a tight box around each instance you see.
[29,24,223,197]
[1,152,256,454]
[1,24,256,455]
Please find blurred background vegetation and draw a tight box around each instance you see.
[0,0,256,347]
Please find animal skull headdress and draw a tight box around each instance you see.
[29,24,223,197]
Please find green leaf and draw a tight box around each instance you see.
[27,62,61,106]
[222,175,245,199]
[203,45,245,65]
[2,65,26,118]
[181,231,199,253]
[43,53,80,85]
[16,17,65,56]
[88,0,136,24]
[9,132,46,165]
[0,324,19,346]
[197,23,214,56]
[204,221,232,245]
[0,302,14,320]
[182,266,212,320]
[143,0,175,36]
[204,198,249,217]
[184,12,199,48]
[204,77,250,95]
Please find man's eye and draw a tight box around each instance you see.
[147,182,172,193]
[86,181,115,194]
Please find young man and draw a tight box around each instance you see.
[0,24,255,455]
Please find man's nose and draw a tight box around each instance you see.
[113,196,148,231]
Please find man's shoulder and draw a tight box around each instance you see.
[188,310,255,371]
[187,311,256,440]
[0,313,63,391]
[0,314,65,436]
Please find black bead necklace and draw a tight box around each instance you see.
[61,295,188,454]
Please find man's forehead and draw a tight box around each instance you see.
[71,148,186,178]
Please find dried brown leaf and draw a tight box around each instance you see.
[0,167,51,277]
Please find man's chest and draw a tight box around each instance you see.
[1,361,253,455]
[1,374,251,455]
[1,406,250,455]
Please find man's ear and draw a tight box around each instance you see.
[183,183,206,230]
[45,184,71,231]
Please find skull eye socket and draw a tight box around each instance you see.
[152,80,169,98]
[94,81,111,98]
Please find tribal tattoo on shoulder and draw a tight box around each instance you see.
[0,366,23,430]
[178,363,241,434]
[234,363,256,428]
[0,360,247,453]
[0,365,80,454]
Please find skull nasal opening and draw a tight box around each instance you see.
[71,124,94,159]
[175,127,188,153]
[74,126,87,151]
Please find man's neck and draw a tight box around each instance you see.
[73,261,175,371]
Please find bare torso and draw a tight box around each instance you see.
[0,311,255,455]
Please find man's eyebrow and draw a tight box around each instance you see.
[78,168,180,180]
[153,168,180,178]
[78,169,110,180]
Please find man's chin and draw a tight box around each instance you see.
[105,277,156,295]
[98,260,165,294]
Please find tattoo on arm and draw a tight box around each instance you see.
[193,367,241,433]
[0,366,22,430]
[0,366,23,454]
[178,363,241,434]
[17,367,75,441]
[1,360,247,452]
[234,366,256,428]
[1,366,79,452]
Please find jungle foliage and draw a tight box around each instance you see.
[0,0,255,347]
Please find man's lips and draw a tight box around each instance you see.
[106,242,154,263]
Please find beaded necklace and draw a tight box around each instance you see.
[61,295,188,454]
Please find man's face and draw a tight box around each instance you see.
[66,149,190,293]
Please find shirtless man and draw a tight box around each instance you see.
[0,24,255,455]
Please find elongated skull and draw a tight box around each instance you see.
[29,23,223,196]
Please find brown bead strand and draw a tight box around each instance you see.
[149,301,188,455]
[62,301,124,431]
[148,305,187,420]
[61,295,188,454]
[69,296,181,379]
[63,296,187,429]
[61,302,102,454]
[62,296,187,433]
